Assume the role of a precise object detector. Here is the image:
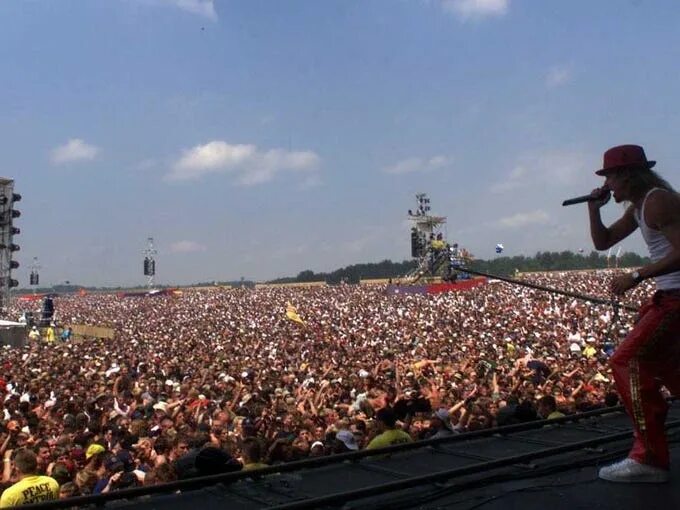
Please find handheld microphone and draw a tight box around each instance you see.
[562,189,610,207]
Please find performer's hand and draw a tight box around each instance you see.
[610,273,637,295]
[588,187,611,209]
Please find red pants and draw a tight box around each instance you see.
[610,291,680,469]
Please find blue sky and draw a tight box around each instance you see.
[2,0,679,286]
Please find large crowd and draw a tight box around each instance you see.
[0,270,660,503]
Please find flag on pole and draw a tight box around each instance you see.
[615,246,623,268]
[285,303,306,326]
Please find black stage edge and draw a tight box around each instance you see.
[22,401,680,510]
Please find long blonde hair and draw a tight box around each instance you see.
[622,167,676,196]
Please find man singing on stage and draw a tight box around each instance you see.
[588,144,680,483]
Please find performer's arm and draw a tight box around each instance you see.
[588,199,637,250]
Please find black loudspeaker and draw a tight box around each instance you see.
[39,297,54,327]
[144,258,155,276]
[411,229,422,258]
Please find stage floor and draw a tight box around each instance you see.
[432,443,680,510]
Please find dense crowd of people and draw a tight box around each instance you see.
[0,270,658,504]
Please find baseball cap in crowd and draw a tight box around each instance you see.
[433,408,453,430]
[104,455,124,473]
[235,406,250,417]
[195,447,242,476]
[593,373,609,382]
[50,464,73,486]
[85,443,105,460]
[153,401,168,414]
[375,407,397,428]
[335,430,359,451]
[242,418,256,437]
[119,434,139,451]
[274,431,296,442]
[70,448,86,465]
[115,450,135,472]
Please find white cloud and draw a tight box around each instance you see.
[383,155,451,175]
[270,243,309,260]
[166,141,321,185]
[167,0,217,20]
[545,65,572,88]
[489,165,527,193]
[174,142,255,172]
[298,173,323,190]
[177,0,216,20]
[491,149,589,193]
[497,210,550,228]
[129,0,217,21]
[438,0,509,20]
[51,139,99,165]
[132,158,158,171]
[170,240,207,253]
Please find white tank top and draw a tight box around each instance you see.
[633,187,680,290]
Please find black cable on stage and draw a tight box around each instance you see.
[457,265,638,313]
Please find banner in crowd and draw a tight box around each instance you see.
[426,278,487,294]
[386,278,487,296]
[385,285,429,296]
[117,289,182,298]
[70,324,116,340]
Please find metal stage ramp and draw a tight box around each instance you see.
[25,401,680,510]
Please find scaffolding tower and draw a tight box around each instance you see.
[406,193,449,283]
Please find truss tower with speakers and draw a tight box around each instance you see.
[0,178,21,312]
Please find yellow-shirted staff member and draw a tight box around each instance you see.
[45,324,55,344]
[27,327,40,342]
[0,450,59,508]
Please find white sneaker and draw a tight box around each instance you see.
[598,457,669,483]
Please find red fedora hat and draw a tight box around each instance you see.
[595,144,656,176]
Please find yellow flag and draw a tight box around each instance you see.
[285,302,306,326]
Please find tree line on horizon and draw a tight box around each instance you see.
[267,250,651,285]
[15,250,650,293]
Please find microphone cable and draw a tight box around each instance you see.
[455,265,638,313]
